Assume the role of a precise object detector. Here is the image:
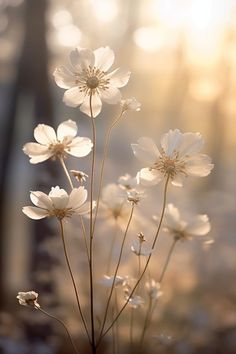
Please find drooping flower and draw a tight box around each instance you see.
[17,291,40,308]
[70,169,89,184]
[121,97,141,112]
[131,232,152,256]
[23,120,93,164]
[54,46,131,117]
[100,275,125,288]
[145,280,163,301]
[163,204,211,241]
[131,129,214,187]
[23,186,94,220]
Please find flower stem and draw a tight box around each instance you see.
[59,219,91,343]
[140,297,153,347]
[59,156,74,190]
[98,177,169,342]
[92,110,124,236]
[37,307,80,354]
[106,221,118,274]
[97,204,135,345]
[89,93,96,353]
[159,239,177,283]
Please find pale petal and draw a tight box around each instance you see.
[22,206,48,220]
[138,168,163,186]
[57,120,78,141]
[171,175,184,187]
[67,187,87,209]
[94,46,114,71]
[23,143,53,164]
[131,137,160,164]
[70,48,95,71]
[53,66,75,89]
[107,68,131,88]
[30,191,53,209]
[185,215,211,236]
[161,129,182,157]
[164,204,181,229]
[100,86,121,104]
[66,137,93,157]
[75,201,96,215]
[80,93,102,118]
[102,184,126,209]
[178,132,204,157]
[34,124,57,145]
[49,187,69,209]
[185,154,214,177]
[63,87,86,107]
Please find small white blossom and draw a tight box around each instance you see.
[124,292,145,309]
[121,97,141,112]
[23,120,93,164]
[70,169,88,184]
[23,186,94,220]
[118,174,139,191]
[145,280,163,301]
[100,275,125,288]
[17,291,40,308]
[132,129,214,187]
[163,204,211,241]
[54,46,131,117]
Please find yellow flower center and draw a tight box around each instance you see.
[86,76,99,89]
[48,208,74,220]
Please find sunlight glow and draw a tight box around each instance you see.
[91,0,118,23]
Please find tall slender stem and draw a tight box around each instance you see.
[59,219,91,343]
[97,204,135,344]
[106,222,118,274]
[59,156,74,190]
[99,177,169,341]
[89,93,96,353]
[140,297,152,347]
[92,110,124,236]
[37,307,80,354]
[159,239,177,283]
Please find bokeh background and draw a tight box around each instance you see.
[0,0,236,353]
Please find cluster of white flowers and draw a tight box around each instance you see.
[17,45,214,353]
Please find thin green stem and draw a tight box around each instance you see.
[59,219,91,343]
[92,110,124,236]
[59,156,74,190]
[97,204,135,345]
[99,177,169,341]
[159,239,177,283]
[89,93,96,353]
[37,307,80,354]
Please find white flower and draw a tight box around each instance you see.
[118,174,145,204]
[100,275,125,288]
[163,204,211,241]
[70,169,88,184]
[131,240,152,256]
[145,280,163,301]
[121,97,141,112]
[132,129,214,187]
[23,120,93,164]
[125,294,145,309]
[17,291,40,308]
[54,46,131,117]
[23,186,94,220]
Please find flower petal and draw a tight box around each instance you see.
[161,129,182,157]
[30,191,53,209]
[53,66,75,89]
[49,187,69,209]
[164,204,181,230]
[100,87,121,104]
[178,132,204,157]
[63,87,86,107]
[22,206,48,220]
[80,93,102,118]
[68,187,87,209]
[23,143,53,164]
[171,175,184,187]
[138,168,163,186]
[131,137,160,164]
[107,68,131,88]
[185,154,214,177]
[94,46,114,71]
[70,47,95,71]
[75,201,96,215]
[57,120,78,141]
[34,124,57,145]
[185,215,211,236]
[66,137,93,157]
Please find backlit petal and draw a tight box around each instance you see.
[138,168,162,186]
[66,137,93,157]
[161,129,182,157]
[22,206,48,220]
[185,215,211,236]
[80,93,102,118]
[30,191,53,209]
[94,46,114,71]
[49,187,69,209]
[107,68,131,88]
[68,187,87,209]
[185,154,214,177]
[53,66,75,89]
[57,120,78,141]
[34,124,57,145]
[100,86,121,104]
[178,132,204,157]
[131,137,160,164]
[23,143,53,164]
[63,87,85,107]
[70,47,95,71]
